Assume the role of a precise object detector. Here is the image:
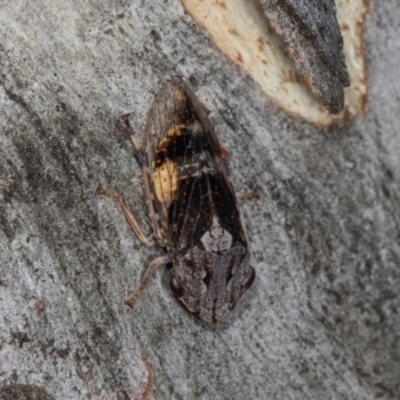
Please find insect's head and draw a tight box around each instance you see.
[169,247,255,323]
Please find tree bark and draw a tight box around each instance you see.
[0,1,399,399]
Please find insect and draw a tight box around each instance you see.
[258,0,350,114]
[97,80,255,323]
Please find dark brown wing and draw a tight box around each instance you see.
[143,80,247,253]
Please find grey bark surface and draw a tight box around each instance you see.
[0,1,399,399]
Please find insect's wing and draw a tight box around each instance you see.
[259,0,349,114]
[144,80,247,253]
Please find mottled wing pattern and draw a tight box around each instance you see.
[143,81,247,254]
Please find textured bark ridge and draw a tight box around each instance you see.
[259,0,350,114]
[0,385,55,400]
[0,1,399,399]
[181,0,369,125]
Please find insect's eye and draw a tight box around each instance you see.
[245,267,256,290]
[170,274,185,298]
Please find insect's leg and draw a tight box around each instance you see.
[121,114,162,241]
[219,146,229,159]
[238,186,259,202]
[96,184,155,247]
[124,254,171,309]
